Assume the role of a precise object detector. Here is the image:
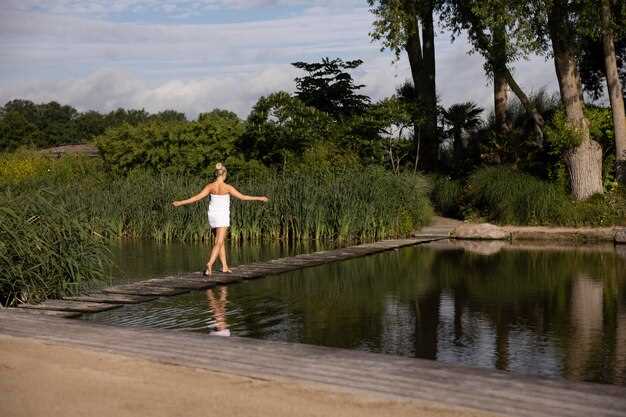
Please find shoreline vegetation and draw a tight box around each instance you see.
[1,54,625,307]
[0,151,433,306]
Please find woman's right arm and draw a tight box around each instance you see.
[172,184,212,207]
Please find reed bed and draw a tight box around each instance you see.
[0,152,432,305]
[0,190,111,306]
[36,166,433,243]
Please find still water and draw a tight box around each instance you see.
[86,240,626,385]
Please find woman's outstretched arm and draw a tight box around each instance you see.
[227,185,269,202]
[172,184,212,207]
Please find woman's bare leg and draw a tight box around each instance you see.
[219,232,231,272]
[206,227,227,275]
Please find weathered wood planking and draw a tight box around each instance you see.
[3,307,82,318]
[103,284,188,297]
[143,277,218,290]
[2,310,624,417]
[18,299,122,313]
[64,292,156,304]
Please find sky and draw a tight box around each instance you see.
[0,0,562,119]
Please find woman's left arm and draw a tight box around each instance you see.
[172,184,212,207]
[228,185,269,202]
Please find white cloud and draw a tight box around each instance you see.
[0,4,559,119]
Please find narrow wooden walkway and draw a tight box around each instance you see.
[17,237,443,315]
[1,310,625,417]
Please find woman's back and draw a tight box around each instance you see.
[210,181,230,195]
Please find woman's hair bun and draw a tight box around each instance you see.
[215,162,224,170]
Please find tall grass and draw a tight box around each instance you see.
[467,166,626,226]
[2,152,433,244]
[429,175,465,218]
[0,190,110,307]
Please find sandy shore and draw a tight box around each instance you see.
[0,335,500,417]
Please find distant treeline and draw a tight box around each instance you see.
[0,99,188,151]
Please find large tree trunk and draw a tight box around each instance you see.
[492,25,510,135]
[404,0,438,172]
[494,72,510,134]
[549,2,604,200]
[601,0,626,183]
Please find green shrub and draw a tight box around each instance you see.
[96,115,243,176]
[429,175,465,218]
[467,166,626,226]
[0,190,110,307]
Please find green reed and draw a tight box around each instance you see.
[0,152,432,305]
[0,190,111,306]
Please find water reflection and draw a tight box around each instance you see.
[207,287,230,336]
[86,240,626,385]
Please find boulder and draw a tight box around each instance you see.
[451,223,510,240]
[616,228,626,244]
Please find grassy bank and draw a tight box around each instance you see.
[431,166,626,226]
[0,151,433,305]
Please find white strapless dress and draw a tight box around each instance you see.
[207,194,230,228]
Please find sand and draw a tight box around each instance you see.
[0,335,501,417]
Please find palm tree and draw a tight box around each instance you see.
[442,102,484,164]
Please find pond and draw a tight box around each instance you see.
[85,239,626,386]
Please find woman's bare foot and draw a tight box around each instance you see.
[203,263,212,276]
[222,268,232,273]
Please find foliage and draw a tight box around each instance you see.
[545,109,584,151]
[0,189,110,307]
[466,166,626,226]
[2,152,433,245]
[0,150,103,187]
[429,175,465,218]
[236,92,338,165]
[292,58,370,119]
[96,114,243,176]
[0,99,188,151]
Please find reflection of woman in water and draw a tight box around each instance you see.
[172,162,269,275]
[207,287,230,336]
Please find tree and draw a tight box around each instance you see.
[151,110,187,123]
[474,0,604,200]
[291,58,370,119]
[442,102,483,164]
[236,92,338,165]
[440,1,544,140]
[368,0,439,171]
[548,0,603,199]
[96,115,242,175]
[599,0,626,182]
[358,97,416,173]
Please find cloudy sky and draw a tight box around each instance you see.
[0,0,561,119]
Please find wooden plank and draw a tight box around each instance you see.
[103,284,188,297]
[4,307,82,318]
[64,292,156,304]
[143,277,217,290]
[18,299,121,313]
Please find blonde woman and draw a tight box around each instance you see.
[172,163,269,275]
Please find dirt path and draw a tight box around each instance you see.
[0,335,500,417]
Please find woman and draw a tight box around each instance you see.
[172,163,268,275]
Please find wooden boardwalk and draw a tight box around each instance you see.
[17,237,443,315]
[1,310,625,417]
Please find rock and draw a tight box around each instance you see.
[451,223,510,240]
[616,228,626,244]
